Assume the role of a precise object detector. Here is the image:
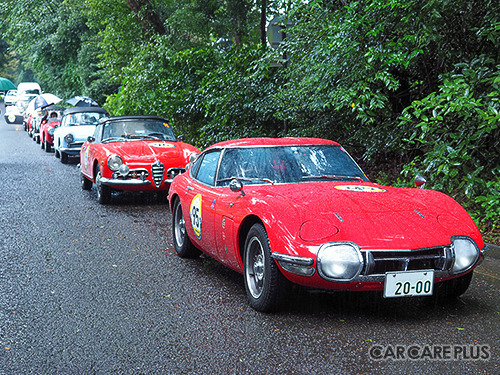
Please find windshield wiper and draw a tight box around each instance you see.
[218,177,275,185]
[302,175,364,182]
[102,137,127,143]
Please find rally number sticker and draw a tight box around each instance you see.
[190,194,202,239]
[335,185,386,193]
[149,142,174,148]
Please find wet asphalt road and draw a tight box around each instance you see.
[0,104,498,374]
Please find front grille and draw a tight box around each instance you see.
[363,246,452,276]
[151,162,165,188]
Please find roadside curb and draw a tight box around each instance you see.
[485,243,500,260]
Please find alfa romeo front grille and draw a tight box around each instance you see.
[363,246,452,276]
[151,162,165,188]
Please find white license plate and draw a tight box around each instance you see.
[383,270,434,298]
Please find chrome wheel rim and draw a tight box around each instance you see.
[245,236,265,299]
[174,203,186,248]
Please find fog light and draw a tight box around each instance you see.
[452,237,479,274]
[118,164,130,177]
[317,242,363,282]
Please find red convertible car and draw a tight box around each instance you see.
[167,137,485,312]
[80,116,200,204]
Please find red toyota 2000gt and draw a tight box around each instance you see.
[80,116,200,204]
[167,137,485,312]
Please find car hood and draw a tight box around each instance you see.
[102,140,184,164]
[247,182,482,250]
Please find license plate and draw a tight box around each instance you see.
[383,270,434,298]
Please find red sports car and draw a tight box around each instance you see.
[167,137,485,312]
[40,117,61,152]
[80,116,200,204]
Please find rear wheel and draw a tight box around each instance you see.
[244,223,289,312]
[45,140,51,152]
[172,198,200,258]
[95,171,111,204]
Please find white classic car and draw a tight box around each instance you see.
[53,107,108,163]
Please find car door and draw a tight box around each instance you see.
[183,149,222,259]
[81,124,103,178]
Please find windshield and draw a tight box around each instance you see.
[217,145,368,185]
[67,112,106,126]
[101,119,177,142]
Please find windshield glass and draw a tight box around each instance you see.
[102,119,177,142]
[217,145,368,185]
[67,112,106,126]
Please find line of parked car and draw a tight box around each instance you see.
[10,90,487,312]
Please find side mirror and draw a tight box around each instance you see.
[189,152,199,163]
[414,174,427,189]
[229,179,245,196]
[87,136,95,142]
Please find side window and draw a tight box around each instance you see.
[60,116,68,127]
[193,150,222,186]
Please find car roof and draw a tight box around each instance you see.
[62,107,108,115]
[206,137,341,149]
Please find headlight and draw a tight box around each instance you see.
[452,236,479,274]
[107,155,123,171]
[48,128,55,135]
[317,242,363,282]
[64,133,74,143]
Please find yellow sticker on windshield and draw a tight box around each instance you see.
[163,122,170,128]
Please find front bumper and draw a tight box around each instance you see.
[272,243,486,288]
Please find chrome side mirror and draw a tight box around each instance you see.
[414,174,426,189]
[229,179,245,196]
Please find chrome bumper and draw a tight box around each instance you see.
[100,177,152,187]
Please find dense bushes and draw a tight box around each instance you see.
[1,0,498,233]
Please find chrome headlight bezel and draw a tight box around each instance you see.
[451,236,480,274]
[64,133,74,143]
[317,241,364,282]
[48,128,55,135]
[107,154,123,171]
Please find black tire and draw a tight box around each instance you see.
[81,173,92,190]
[172,198,200,258]
[41,138,45,149]
[95,171,111,204]
[55,149,60,158]
[436,271,473,299]
[45,140,51,152]
[60,151,68,164]
[243,223,289,312]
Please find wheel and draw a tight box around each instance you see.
[60,151,68,164]
[41,137,45,149]
[95,171,111,204]
[81,172,92,190]
[243,223,288,312]
[45,141,51,152]
[436,271,473,299]
[172,198,200,258]
[55,148,60,158]
[36,135,40,144]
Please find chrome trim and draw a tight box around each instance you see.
[99,177,151,186]
[271,252,314,266]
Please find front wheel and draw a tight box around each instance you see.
[60,151,68,164]
[95,171,111,204]
[172,198,200,258]
[244,223,288,312]
[81,173,92,190]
